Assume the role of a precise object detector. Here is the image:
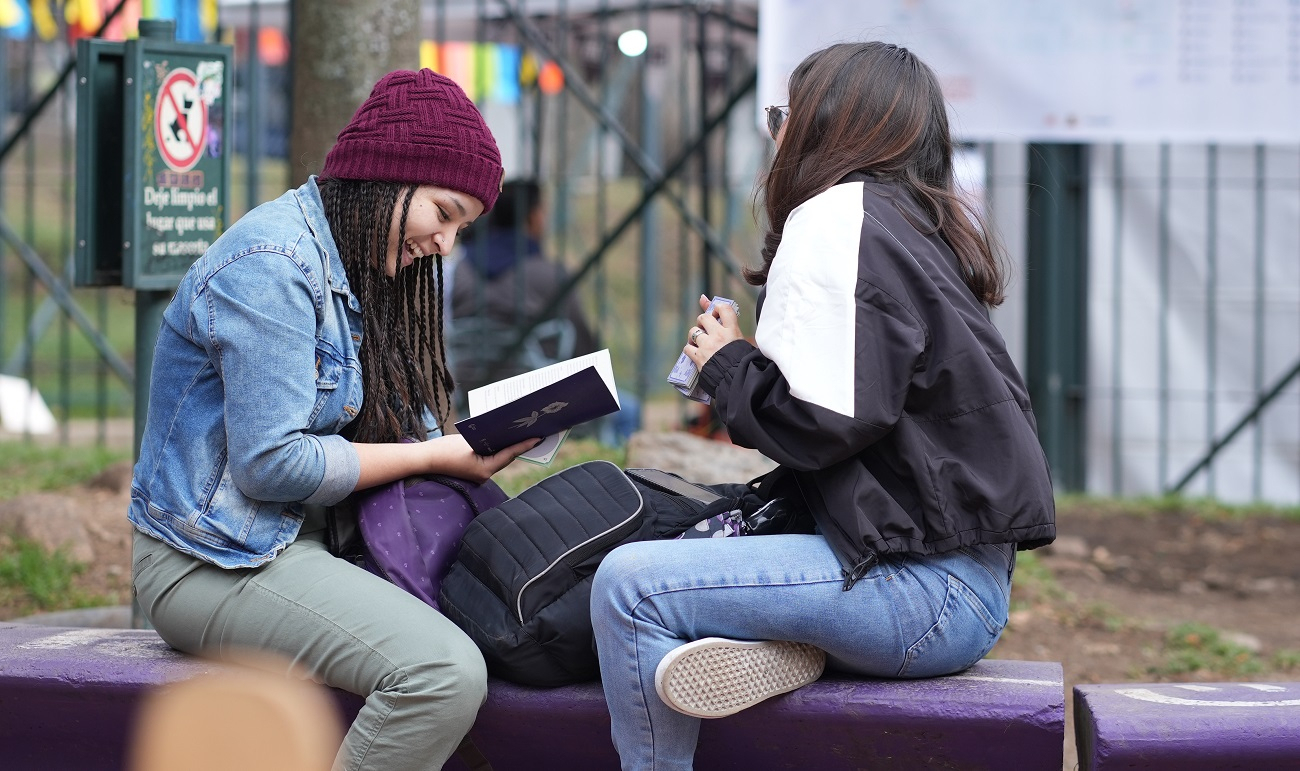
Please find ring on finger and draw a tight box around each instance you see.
[690,328,702,344]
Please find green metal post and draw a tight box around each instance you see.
[132,18,178,459]
[130,17,181,629]
[1025,143,1089,492]
[133,292,169,458]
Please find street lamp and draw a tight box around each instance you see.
[617,29,647,58]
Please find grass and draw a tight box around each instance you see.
[0,441,130,501]
[1055,493,1300,522]
[1272,649,1300,672]
[1008,551,1069,610]
[493,436,626,498]
[0,538,106,614]
[1149,622,1265,678]
[1077,601,1129,633]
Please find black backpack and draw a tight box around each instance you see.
[437,460,735,686]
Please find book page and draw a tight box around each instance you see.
[467,349,618,417]
[519,431,565,464]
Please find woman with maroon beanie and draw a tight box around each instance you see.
[129,69,534,769]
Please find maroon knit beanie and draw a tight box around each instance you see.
[323,69,504,212]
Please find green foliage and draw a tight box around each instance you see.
[1150,623,1264,677]
[1054,493,1300,521]
[1009,551,1070,609]
[493,438,626,498]
[1272,649,1300,672]
[1078,601,1128,633]
[0,539,102,612]
[0,442,130,500]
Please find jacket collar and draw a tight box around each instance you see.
[296,176,361,312]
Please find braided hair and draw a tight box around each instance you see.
[318,178,456,443]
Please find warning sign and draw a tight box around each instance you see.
[154,68,207,173]
[126,45,230,290]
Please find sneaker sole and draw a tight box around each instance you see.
[654,637,826,719]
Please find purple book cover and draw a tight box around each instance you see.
[454,366,619,456]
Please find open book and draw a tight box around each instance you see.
[455,349,621,464]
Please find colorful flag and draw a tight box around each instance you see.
[0,0,31,37]
[101,0,140,41]
[420,40,438,73]
[424,41,535,104]
[174,0,200,41]
[471,42,493,102]
[29,0,56,40]
[65,0,104,38]
[199,0,215,35]
[519,51,539,88]
[492,45,521,104]
[141,0,175,19]
[440,41,474,98]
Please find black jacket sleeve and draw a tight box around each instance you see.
[699,187,927,471]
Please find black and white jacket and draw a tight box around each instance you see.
[700,174,1055,587]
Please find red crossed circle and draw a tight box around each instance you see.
[154,68,208,173]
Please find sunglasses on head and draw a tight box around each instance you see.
[764,105,788,139]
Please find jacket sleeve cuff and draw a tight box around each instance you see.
[699,339,756,399]
[302,434,360,505]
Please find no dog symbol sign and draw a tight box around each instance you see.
[154,68,207,172]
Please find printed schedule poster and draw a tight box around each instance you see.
[757,0,1300,143]
[129,48,230,288]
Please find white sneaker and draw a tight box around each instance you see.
[653,637,826,719]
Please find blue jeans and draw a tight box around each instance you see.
[590,534,1014,770]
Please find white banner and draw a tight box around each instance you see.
[759,0,1300,143]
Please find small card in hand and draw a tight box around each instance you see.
[666,296,738,405]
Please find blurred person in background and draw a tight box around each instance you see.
[451,178,640,444]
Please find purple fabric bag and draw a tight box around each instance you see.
[356,474,509,611]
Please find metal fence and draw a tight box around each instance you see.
[1087,143,1300,505]
[0,0,768,447]
[2,3,1297,506]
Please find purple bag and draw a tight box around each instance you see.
[356,475,509,611]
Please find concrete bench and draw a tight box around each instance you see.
[0,621,1065,770]
[1074,681,1300,771]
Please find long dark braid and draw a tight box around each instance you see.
[318,178,456,443]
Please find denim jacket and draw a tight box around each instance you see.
[129,177,364,568]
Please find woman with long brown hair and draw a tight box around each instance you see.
[591,42,1055,769]
[128,70,536,770]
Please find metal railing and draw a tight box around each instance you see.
[1089,142,1300,505]
[2,3,1296,508]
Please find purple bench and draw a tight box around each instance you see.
[0,622,1065,770]
[1074,681,1300,771]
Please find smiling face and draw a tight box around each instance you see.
[384,185,485,277]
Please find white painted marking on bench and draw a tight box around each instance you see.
[18,629,117,649]
[1174,685,1220,692]
[1240,684,1287,692]
[1115,688,1300,708]
[949,675,1061,687]
[17,629,175,659]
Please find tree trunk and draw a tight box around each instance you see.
[287,0,420,185]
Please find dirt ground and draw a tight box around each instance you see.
[991,503,1300,769]
[3,466,1298,770]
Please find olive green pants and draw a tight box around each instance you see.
[131,515,487,771]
